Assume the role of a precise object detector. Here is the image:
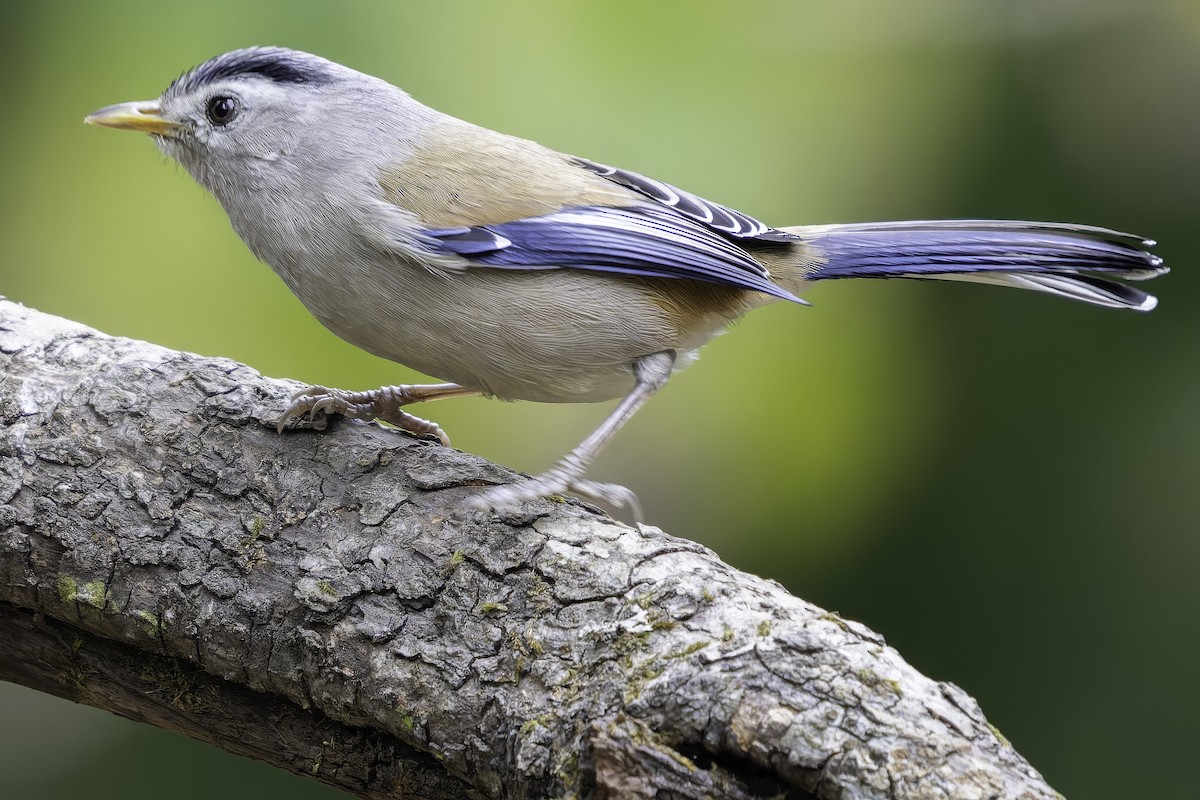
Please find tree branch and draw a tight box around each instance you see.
[0,298,1057,799]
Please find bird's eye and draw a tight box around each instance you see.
[205,95,239,126]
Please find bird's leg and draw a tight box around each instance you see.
[471,350,676,521]
[277,383,479,446]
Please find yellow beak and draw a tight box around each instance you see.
[84,101,182,136]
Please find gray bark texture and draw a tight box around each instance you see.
[0,297,1058,799]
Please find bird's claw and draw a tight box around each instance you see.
[275,386,356,432]
[274,385,452,446]
[470,473,643,522]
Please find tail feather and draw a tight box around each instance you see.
[796,220,1167,311]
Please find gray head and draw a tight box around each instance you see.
[85,47,434,212]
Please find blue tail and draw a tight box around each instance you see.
[801,220,1167,311]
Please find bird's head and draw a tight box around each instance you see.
[85,46,432,206]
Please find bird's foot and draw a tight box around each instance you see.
[275,385,451,446]
[470,469,643,522]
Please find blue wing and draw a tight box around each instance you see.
[423,203,804,303]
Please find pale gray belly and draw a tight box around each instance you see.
[278,257,742,403]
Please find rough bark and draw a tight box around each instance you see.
[0,298,1058,799]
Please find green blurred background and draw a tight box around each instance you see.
[2,1,1196,797]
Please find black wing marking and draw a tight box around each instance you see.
[573,158,800,243]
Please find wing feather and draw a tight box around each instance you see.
[424,204,803,302]
[573,158,801,243]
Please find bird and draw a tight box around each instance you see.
[85,46,1167,518]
